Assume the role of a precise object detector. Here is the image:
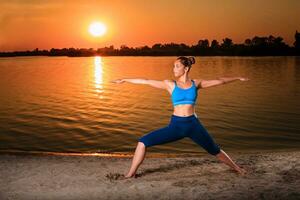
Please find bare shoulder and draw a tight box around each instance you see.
[163,79,175,86]
[163,79,175,94]
[192,78,204,89]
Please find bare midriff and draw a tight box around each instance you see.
[172,104,196,117]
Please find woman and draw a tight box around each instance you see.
[111,56,249,178]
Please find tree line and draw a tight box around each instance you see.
[1,31,300,57]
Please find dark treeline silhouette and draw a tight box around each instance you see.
[1,31,300,57]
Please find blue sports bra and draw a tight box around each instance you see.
[171,79,198,106]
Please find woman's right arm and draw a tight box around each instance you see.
[111,78,170,90]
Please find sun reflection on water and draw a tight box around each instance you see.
[94,56,104,98]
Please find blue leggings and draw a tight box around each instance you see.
[138,114,221,155]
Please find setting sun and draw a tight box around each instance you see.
[88,22,107,37]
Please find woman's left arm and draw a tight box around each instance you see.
[195,76,249,89]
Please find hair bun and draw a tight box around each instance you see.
[188,57,195,65]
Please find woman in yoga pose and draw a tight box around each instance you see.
[111,56,249,178]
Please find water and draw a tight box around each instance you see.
[0,56,299,156]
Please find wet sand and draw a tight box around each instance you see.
[0,150,300,200]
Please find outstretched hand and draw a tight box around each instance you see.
[111,79,125,84]
[239,77,250,81]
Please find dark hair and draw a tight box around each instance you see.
[176,56,195,72]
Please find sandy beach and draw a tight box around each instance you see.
[0,150,300,200]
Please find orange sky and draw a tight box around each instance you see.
[0,0,299,51]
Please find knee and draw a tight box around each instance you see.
[138,141,147,148]
[138,137,149,148]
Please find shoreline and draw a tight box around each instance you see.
[1,148,299,158]
[1,150,300,199]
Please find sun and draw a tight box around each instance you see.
[88,22,107,37]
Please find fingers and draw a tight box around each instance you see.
[111,79,124,83]
[240,77,250,81]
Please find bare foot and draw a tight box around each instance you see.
[235,166,247,175]
[119,173,137,179]
[126,175,137,178]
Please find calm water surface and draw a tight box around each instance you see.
[0,56,299,156]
